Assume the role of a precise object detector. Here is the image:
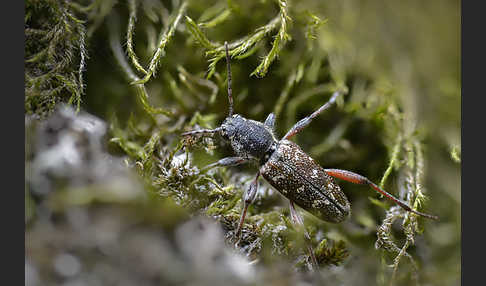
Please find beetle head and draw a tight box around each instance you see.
[220,114,243,141]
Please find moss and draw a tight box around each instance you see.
[314,239,349,266]
[25,0,87,116]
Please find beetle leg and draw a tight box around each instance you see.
[283,91,341,140]
[324,169,439,220]
[203,156,248,171]
[289,201,319,271]
[181,127,222,137]
[235,172,260,241]
[264,113,276,131]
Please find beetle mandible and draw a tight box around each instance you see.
[182,42,438,269]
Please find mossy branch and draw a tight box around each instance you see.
[199,8,231,28]
[186,6,287,79]
[75,24,87,112]
[251,0,292,77]
[379,135,402,189]
[206,16,282,78]
[25,0,88,115]
[185,16,218,50]
[410,140,427,213]
[375,206,419,286]
[375,132,431,285]
[127,0,148,75]
[108,13,172,117]
[304,12,327,42]
[131,1,188,85]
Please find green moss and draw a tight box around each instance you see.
[25,0,87,116]
[314,239,349,266]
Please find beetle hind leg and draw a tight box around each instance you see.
[324,168,438,220]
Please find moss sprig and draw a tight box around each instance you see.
[185,0,295,79]
[379,135,402,189]
[131,1,188,85]
[199,8,232,29]
[108,12,172,117]
[251,0,292,77]
[204,16,282,79]
[375,129,431,285]
[185,16,218,50]
[126,0,148,75]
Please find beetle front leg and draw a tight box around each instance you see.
[181,127,222,137]
[324,169,438,220]
[203,157,249,171]
[289,201,319,271]
[235,172,260,241]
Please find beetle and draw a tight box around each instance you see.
[182,42,438,269]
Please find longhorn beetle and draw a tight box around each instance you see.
[182,42,438,270]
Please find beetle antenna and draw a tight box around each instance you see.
[225,41,234,117]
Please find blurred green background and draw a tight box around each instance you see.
[25,0,460,285]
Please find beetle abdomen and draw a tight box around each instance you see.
[261,140,350,223]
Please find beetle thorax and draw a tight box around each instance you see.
[220,114,276,160]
